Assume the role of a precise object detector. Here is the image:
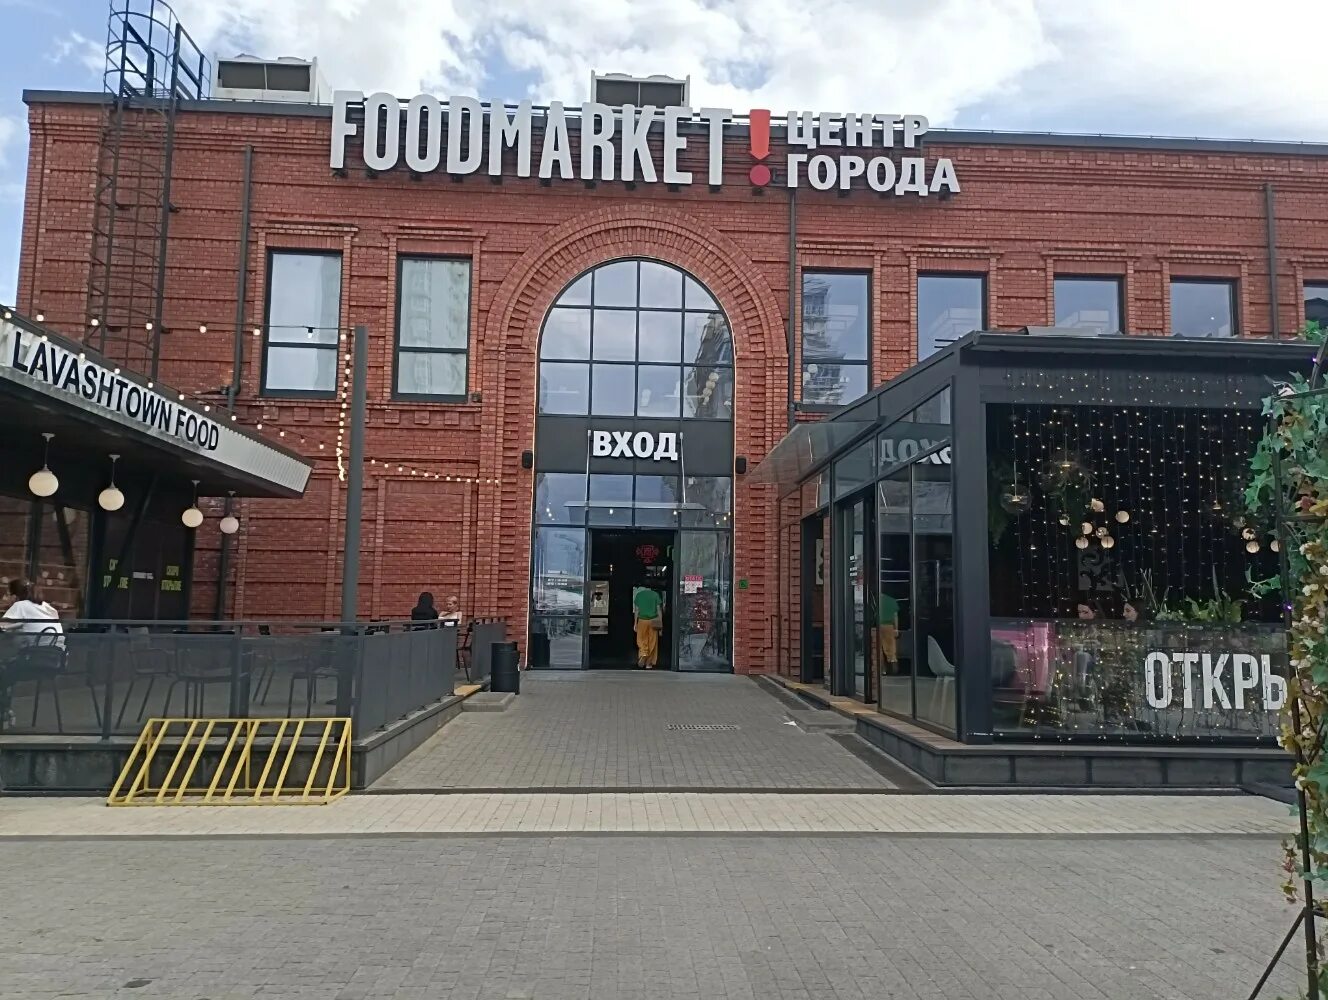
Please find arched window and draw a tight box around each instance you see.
[537,259,734,419]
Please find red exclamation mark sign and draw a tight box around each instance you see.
[749,108,771,187]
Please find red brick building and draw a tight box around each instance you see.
[15,83,1328,675]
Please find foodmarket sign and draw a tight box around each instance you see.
[330,93,960,197]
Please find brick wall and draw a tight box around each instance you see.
[17,98,1328,672]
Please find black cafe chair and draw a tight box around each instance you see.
[3,628,70,732]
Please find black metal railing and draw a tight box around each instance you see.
[0,617,507,739]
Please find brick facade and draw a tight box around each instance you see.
[16,96,1328,672]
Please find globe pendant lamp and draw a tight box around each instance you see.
[98,453,125,512]
[181,479,204,529]
[28,433,58,498]
[219,491,239,535]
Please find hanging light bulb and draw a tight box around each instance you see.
[219,490,239,535]
[999,479,1032,514]
[1080,522,1093,535]
[1271,538,1281,553]
[1241,527,1256,541]
[1075,536,1090,550]
[181,479,204,529]
[1095,526,1109,538]
[1100,535,1116,549]
[1246,540,1261,554]
[1089,498,1105,513]
[1058,514,1070,527]
[98,453,125,512]
[28,433,58,497]
[1115,510,1129,524]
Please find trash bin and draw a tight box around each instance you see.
[491,641,520,694]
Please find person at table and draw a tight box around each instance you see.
[441,595,463,626]
[633,585,662,669]
[0,579,64,647]
[409,591,439,629]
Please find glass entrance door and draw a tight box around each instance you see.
[834,493,874,701]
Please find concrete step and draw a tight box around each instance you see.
[462,692,514,712]
[793,710,857,733]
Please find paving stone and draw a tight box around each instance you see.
[0,835,1304,1000]
[375,672,896,790]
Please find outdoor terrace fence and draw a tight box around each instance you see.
[0,617,508,739]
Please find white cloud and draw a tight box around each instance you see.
[0,114,23,174]
[169,0,1328,138]
[48,31,105,77]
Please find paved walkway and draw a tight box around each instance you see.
[0,832,1302,1000]
[0,792,1292,837]
[376,672,899,790]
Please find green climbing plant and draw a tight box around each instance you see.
[1245,372,1328,996]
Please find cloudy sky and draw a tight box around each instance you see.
[3,0,1328,304]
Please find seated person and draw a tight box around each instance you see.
[1,579,64,648]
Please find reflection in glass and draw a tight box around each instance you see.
[683,313,734,366]
[683,366,733,418]
[801,361,868,407]
[529,616,585,669]
[265,346,337,392]
[396,352,464,397]
[677,530,732,671]
[1307,283,1328,329]
[538,363,589,415]
[637,312,682,362]
[535,473,588,525]
[637,366,681,417]
[1054,277,1121,333]
[684,274,718,312]
[591,364,635,415]
[531,528,586,613]
[802,271,869,360]
[633,475,680,527]
[541,308,591,359]
[680,477,731,527]
[639,261,684,308]
[593,260,637,306]
[398,258,469,348]
[559,273,592,306]
[833,440,875,500]
[588,474,633,526]
[918,274,984,360]
[912,460,956,732]
[877,470,913,717]
[1170,280,1235,337]
[844,498,868,699]
[268,253,341,343]
[593,310,636,361]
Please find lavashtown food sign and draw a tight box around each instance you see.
[330,92,961,196]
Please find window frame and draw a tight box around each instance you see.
[799,267,872,409]
[1304,281,1328,330]
[536,257,734,420]
[260,249,344,399]
[392,254,473,403]
[916,271,988,361]
[1169,277,1239,338]
[1052,274,1125,334]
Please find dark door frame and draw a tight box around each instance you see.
[799,513,824,683]
[584,526,679,670]
[831,487,876,703]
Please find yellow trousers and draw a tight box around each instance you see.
[635,618,659,667]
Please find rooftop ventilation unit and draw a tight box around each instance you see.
[591,72,689,108]
[213,55,330,104]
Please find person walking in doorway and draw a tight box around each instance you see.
[633,585,662,669]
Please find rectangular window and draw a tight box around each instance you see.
[262,251,342,396]
[395,257,471,400]
[801,270,869,407]
[917,274,985,360]
[1306,282,1328,331]
[1054,276,1122,333]
[1170,279,1236,338]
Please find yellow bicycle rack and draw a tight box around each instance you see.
[108,717,352,806]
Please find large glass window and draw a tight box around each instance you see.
[918,274,984,361]
[262,251,342,396]
[1306,282,1328,330]
[801,271,869,407]
[537,259,733,419]
[911,459,956,732]
[1170,279,1236,337]
[1054,277,1122,333]
[395,257,471,399]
